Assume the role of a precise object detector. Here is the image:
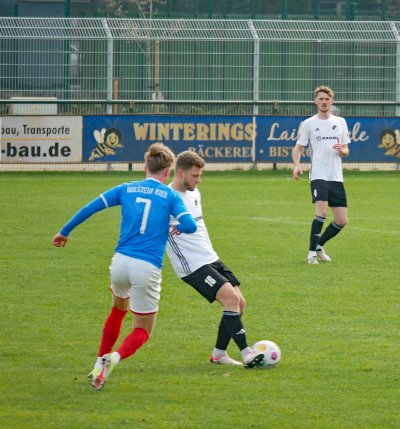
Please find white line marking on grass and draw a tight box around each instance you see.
[249,217,400,235]
[349,226,400,235]
[250,217,309,226]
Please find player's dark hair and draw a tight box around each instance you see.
[176,150,205,170]
[145,142,175,173]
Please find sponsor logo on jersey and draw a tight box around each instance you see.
[316,136,338,141]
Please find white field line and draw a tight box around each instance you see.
[249,217,400,235]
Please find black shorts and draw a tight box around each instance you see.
[310,180,347,207]
[181,259,240,303]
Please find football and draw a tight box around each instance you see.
[252,340,281,368]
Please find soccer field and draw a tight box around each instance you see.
[1,170,399,429]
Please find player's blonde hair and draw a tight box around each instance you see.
[144,142,175,173]
[176,150,206,170]
[314,85,334,98]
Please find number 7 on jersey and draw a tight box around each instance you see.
[136,197,151,234]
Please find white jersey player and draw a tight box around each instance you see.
[167,186,217,277]
[166,150,264,368]
[292,85,351,264]
[297,114,350,182]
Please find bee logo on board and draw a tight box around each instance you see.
[378,128,400,158]
[89,128,123,161]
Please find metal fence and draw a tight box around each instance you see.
[1,17,400,117]
[1,18,400,171]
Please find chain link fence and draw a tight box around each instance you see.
[1,18,400,171]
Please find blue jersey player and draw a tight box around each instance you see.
[52,143,196,390]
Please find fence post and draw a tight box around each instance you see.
[390,22,400,117]
[65,0,70,17]
[248,21,259,116]
[282,0,288,20]
[103,19,113,115]
[248,21,259,166]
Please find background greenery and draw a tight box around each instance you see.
[2,0,400,20]
[0,170,399,428]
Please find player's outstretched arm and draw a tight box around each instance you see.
[52,196,107,246]
[52,233,68,247]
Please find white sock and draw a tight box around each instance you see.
[111,351,121,365]
[308,251,317,257]
[212,348,226,358]
[316,245,323,251]
[241,346,252,360]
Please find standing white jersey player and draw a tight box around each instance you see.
[297,114,350,182]
[166,150,266,368]
[292,85,351,265]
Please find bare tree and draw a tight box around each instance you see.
[105,0,166,18]
[104,1,168,104]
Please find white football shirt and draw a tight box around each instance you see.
[297,114,351,182]
[166,185,218,278]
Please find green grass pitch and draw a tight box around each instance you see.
[0,170,399,429]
